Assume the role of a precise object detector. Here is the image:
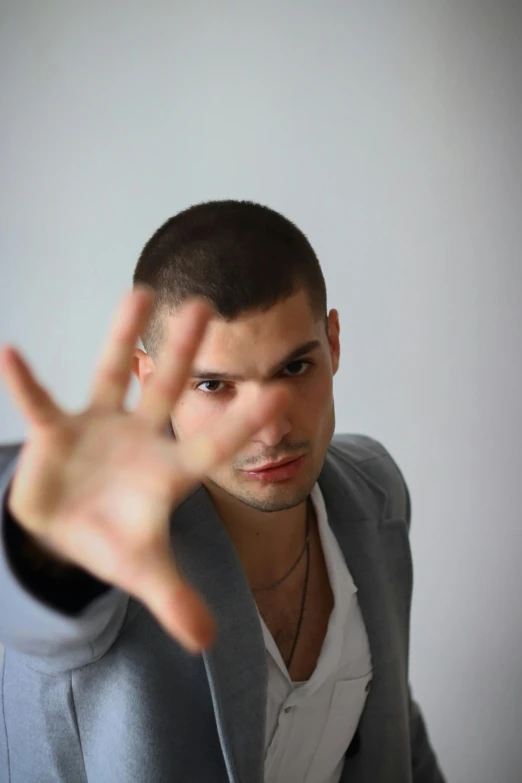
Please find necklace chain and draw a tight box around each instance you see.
[250,500,312,672]
[285,519,311,671]
[252,505,311,592]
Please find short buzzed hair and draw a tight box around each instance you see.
[133,199,327,358]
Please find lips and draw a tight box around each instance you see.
[250,455,304,472]
[242,455,306,483]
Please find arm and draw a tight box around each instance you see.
[4,482,111,614]
[0,455,128,675]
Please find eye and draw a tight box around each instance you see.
[196,380,227,394]
[282,359,312,377]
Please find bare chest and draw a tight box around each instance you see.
[255,530,334,682]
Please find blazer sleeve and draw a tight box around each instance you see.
[0,443,130,675]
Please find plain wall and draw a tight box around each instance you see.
[1,2,521,781]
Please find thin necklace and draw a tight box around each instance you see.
[250,500,312,672]
[285,517,311,671]
[252,506,311,592]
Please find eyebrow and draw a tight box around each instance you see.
[190,340,322,382]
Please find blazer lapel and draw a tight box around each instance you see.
[169,446,411,783]
[170,486,267,783]
[318,449,411,780]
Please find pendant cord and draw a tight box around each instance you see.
[250,499,313,672]
[252,504,311,592]
[285,521,310,671]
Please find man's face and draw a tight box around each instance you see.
[140,289,340,513]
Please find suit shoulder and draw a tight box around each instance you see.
[0,442,23,476]
[329,433,410,523]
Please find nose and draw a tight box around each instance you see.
[253,419,292,447]
[251,403,292,447]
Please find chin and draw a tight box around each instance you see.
[218,473,318,513]
[236,489,311,513]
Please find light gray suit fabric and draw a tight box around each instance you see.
[0,434,446,782]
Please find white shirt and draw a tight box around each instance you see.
[259,483,373,783]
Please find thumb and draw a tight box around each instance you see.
[132,547,217,653]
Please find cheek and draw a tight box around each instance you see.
[174,393,225,437]
[303,372,333,411]
[309,379,335,437]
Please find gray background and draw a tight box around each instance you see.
[1,2,521,781]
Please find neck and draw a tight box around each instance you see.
[204,484,311,588]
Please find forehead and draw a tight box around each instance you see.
[166,290,324,369]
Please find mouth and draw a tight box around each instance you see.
[242,454,306,483]
[250,455,305,472]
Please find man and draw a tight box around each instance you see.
[0,200,445,782]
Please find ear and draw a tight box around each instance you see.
[134,349,176,437]
[327,309,340,375]
[133,348,155,387]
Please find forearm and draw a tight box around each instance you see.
[3,494,111,615]
[0,482,128,671]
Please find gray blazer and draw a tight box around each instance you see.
[0,434,446,783]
